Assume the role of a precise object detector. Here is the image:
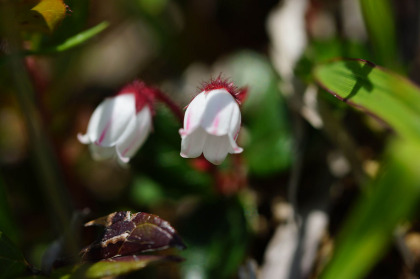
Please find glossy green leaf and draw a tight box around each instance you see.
[359,0,398,69]
[314,59,420,140]
[315,59,420,278]
[83,255,176,278]
[0,231,27,278]
[53,255,179,279]
[321,139,420,279]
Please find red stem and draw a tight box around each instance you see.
[153,89,184,124]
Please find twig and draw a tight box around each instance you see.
[153,88,184,124]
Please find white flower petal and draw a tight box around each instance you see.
[77,133,91,144]
[180,127,207,158]
[87,94,136,147]
[116,106,152,163]
[203,135,230,165]
[228,100,241,138]
[180,87,243,165]
[201,89,239,136]
[182,92,206,136]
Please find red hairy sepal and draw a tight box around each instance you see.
[199,75,248,105]
[117,80,157,113]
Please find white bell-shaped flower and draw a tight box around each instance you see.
[78,83,153,165]
[180,88,243,165]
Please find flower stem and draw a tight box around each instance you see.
[153,89,184,124]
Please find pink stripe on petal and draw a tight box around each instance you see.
[185,112,191,131]
[121,118,150,157]
[212,115,220,134]
[98,120,112,144]
[121,130,141,157]
[234,128,240,140]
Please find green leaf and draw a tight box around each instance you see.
[28,21,109,54]
[315,59,420,278]
[82,255,178,278]
[52,255,180,279]
[314,59,420,140]
[0,231,27,278]
[321,139,420,279]
[359,0,398,69]
[46,21,109,52]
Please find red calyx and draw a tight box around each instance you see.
[118,80,156,113]
[199,74,248,105]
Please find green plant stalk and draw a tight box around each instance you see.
[359,0,399,70]
[0,3,73,241]
[317,97,367,185]
[0,176,20,244]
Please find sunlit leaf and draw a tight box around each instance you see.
[34,21,109,53]
[0,231,28,278]
[314,59,420,140]
[81,211,186,261]
[321,139,420,279]
[16,0,67,33]
[51,255,182,278]
[83,255,182,278]
[315,58,420,278]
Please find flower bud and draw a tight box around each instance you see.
[180,76,247,165]
[78,81,155,165]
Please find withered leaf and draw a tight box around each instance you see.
[81,211,186,261]
[13,0,67,33]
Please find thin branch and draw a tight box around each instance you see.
[153,89,184,124]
